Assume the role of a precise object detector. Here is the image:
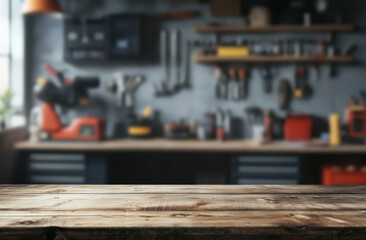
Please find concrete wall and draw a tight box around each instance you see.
[24,0,366,138]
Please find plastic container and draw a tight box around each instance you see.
[284,114,312,141]
[322,164,366,185]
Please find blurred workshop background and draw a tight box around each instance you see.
[1,0,366,185]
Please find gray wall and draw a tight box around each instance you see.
[25,0,366,138]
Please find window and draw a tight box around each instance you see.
[0,0,10,94]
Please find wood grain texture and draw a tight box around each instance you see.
[13,139,366,153]
[1,193,366,211]
[194,24,355,33]
[2,184,366,194]
[1,185,366,239]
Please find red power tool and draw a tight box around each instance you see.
[34,64,105,141]
[346,93,366,139]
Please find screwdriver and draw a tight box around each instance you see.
[238,68,248,99]
[228,68,238,101]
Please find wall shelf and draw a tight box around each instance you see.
[193,52,354,64]
[195,24,355,33]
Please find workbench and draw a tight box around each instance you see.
[14,139,366,185]
[14,139,366,153]
[1,185,366,240]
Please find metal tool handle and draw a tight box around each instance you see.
[261,66,272,94]
[171,30,180,87]
[263,77,272,94]
[181,40,191,88]
[160,30,169,84]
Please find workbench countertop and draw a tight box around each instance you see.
[14,139,366,153]
[1,185,366,239]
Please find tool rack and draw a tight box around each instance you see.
[193,24,355,64]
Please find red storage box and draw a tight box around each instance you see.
[284,114,312,141]
[322,165,366,185]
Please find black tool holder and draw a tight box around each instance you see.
[64,13,157,63]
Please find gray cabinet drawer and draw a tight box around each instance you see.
[232,156,300,185]
[28,153,86,184]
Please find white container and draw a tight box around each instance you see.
[253,125,265,142]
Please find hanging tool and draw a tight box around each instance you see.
[219,69,228,100]
[171,30,181,93]
[228,68,237,101]
[294,65,306,98]
[260,65,273,94]
[293,65,312,99]
[278,79,292,110]
[107,72,144,109]
[155,30,190,97]
[155,30,170,97]
[214,68,223,99]
[238,68,249,99]
[233,69,241,101]
[180,40,191,89]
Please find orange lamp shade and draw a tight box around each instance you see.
[22,0,63,15]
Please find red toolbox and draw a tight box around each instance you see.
[323,163,366,185]
[284,114,312,141]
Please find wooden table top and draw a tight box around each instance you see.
[1,185,366,240]
[13,139,366,153]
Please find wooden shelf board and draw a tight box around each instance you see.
[195,24,355,33]
[14,139,366,154]
[193,52,354,63]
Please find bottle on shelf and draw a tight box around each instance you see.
[272,40,281,56]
